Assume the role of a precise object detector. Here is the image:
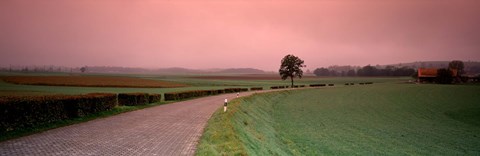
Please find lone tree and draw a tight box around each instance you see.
[279,54,305,87]
[80,66,87,73]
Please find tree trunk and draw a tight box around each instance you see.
[290,76,294,87]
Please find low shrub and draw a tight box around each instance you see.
[0,93,116,134]
[165,90,204,101]
[271,86,279,89]
[251,87,263,91]
[148,94,162,103]
[310,84,326,87]
[224,88,248,93]
[299,85,306,88]
[118,93,149,106]
[328,84,334,86]
[164,89,231,101]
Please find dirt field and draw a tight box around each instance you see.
[2,76,187,88]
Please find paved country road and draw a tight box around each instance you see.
[0,90,277,156]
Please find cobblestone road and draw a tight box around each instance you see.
[0,91,263,156]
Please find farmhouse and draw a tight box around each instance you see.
[417,68,458,82]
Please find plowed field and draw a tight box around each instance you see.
[2,76,187,88]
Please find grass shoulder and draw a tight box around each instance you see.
[196,90,300,156]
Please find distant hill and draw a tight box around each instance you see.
[73,66,267,75]
[215,68,265,74]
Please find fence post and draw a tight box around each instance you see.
[224,99,228,112]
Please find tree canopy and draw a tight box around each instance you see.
[279,54,305,87]
[448,60,465,76]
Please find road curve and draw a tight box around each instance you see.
[0,90,275,156]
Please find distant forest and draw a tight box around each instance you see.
[313,61,480,77]
[313,65,415,77]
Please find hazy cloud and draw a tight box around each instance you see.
[1,0,479,71]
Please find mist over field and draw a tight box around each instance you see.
[1,0,480,71]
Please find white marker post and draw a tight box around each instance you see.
[236,92,239,98]
[224,99,228,112]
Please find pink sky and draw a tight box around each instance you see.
[1,0,479,71]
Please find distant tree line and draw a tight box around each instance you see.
[434,60,468,84]
[0,65,86,73]
[314,65,415,77]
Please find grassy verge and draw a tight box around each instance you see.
[196,91,294,155]
[196,98,248,155]
[0,101,173,142]
[197,84,480,155]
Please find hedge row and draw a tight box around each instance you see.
[270,85,307,89]
[224,88,249,93]
[0,93,116,134]
[250,87,263,91]
[164,90,220,101]
[164,88,249,101]
[149,94,162,103]
[270,86,287,89]
[345,82,373,85]
[310,84,326,87]
[117,93,163,106]
[310,84,335,87]
[118,93,149,106]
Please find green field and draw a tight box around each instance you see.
[197,83,480,155]
[0,72,411,141]
[2,71,480,154]
[0,71,409,96]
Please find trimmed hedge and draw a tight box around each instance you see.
[271,85,305,89]
[164,90,210,101]
[149,94,162,104]
[224,88,249,93]
[164,88,249,101]
[328,84,334,86]
[310,84,326,87]
[251,87,263,91]
[118,93,149,106]
[299,85,306,88]
[0,93,116,134]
